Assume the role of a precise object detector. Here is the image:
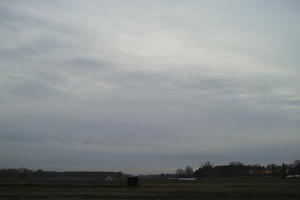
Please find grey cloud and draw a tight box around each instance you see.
[63,57,117,73]
[5,79,62,98]
[0,0,300,174]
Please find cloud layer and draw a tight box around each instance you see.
[1,0,300,174]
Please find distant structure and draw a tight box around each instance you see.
[105,176,113,183]
[127,176,139,186]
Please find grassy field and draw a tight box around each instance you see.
[0,177,300,199]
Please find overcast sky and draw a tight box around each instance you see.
[0,0,300,174]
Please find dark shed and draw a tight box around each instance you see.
[127,176,139,186]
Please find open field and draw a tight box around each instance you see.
[0,177,300,200]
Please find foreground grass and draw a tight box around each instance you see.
[0,177,299,199]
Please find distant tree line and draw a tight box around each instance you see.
[175,166,194,178]
[176,160,300,178]
[0,168,124,179]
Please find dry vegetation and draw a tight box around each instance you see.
[0,177,300,199]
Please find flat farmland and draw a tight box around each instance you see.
[0,177,299,199]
